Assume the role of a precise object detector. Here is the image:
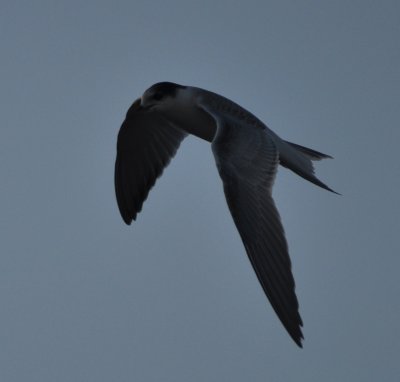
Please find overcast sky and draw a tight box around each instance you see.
[1,1,399,381]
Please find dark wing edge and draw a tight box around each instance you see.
[115,109,187,224]
[207,110,304,347]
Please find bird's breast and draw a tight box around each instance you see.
[164,105,217,142]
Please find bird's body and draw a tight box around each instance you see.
[115,82,337,347]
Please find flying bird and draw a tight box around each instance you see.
[114,82,337,347]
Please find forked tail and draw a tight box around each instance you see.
[279,140,339,194]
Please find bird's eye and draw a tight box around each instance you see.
[153,92,164,101]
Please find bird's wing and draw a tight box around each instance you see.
[199,103,304,346]
[115,99,187,224]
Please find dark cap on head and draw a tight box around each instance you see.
[147,82,186,98]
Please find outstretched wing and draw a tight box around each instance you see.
[202,105,304,346]
[115,99,187,224]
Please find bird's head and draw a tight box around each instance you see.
[140,82,187,111]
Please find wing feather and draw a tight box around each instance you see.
[115,103,187,224]
[202,106,304,347]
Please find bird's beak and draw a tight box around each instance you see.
[132,97,142,110]
[132,97,155,111]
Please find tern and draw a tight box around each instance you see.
[115,82,337,347]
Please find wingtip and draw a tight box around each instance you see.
[122,215,134,225]
[296,340,304,348]
[289,326,304,348]
[291,331,304,348]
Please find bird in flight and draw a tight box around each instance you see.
[114,82,337,347]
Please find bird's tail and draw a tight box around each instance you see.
[284,141,332,161]
[278,140,339,194]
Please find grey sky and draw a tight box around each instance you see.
[1,1,399,381]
